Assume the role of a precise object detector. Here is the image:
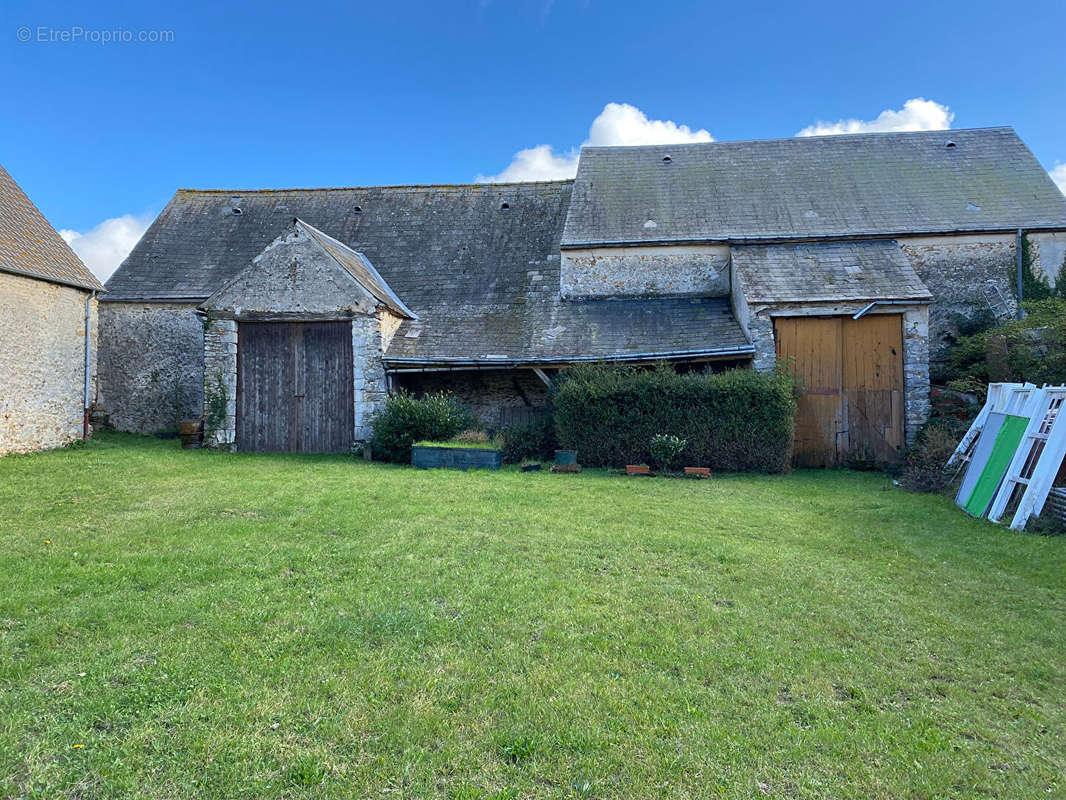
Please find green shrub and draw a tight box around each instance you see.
[941,298,1066,387]
[649,434,686,471]
[500,417,555,463]
[552,364,796,472]
[899,422,964,493]
[369,391,474,463]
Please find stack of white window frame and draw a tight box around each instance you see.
[947,382,1066,530]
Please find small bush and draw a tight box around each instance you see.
[369,391,474,464]
[940,298,1066,388]
[553,364,796,472]
[500,417,555,464]
[649,434,686,471]
[899,423,962,493]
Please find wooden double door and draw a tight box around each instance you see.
[236,321,354,453]
[775,314,904,467]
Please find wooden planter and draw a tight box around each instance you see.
[179,419,203,450]
[411,446,502,471]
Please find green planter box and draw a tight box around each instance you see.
[411,445,502,471]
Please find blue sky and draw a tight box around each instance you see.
[2,0,1065,279]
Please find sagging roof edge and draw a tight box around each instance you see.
[383,345,756,371]
[560,226,1066,250]
[0,264,106,293]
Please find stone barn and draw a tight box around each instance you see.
[0,165,104,456]
[98,126,1066,465]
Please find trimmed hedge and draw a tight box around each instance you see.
[500,418,556,464]
[369,391,474,464]
[553,364,796,472]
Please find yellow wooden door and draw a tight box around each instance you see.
[776,314,904,467]
[842,314,904,463]
[775,316,843,467]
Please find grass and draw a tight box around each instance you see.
[413,440,502,450]
[0,433,1064,799]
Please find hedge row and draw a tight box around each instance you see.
[553,364,796,472]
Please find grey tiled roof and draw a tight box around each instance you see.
[385,297,752,365]
[732,240,932,303]
[562,127,1066,246]
[0,165,103,291]
[105,181,752,362]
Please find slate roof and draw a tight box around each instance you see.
[105,181,753,363]
[732,240,932,304]
[0,164,103,291]
[562,127,1066,246]
[385,297,752,365]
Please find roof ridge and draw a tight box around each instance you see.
[176,179,575,195]
[579,126,1016,152]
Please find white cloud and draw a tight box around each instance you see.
[796,98,954,137]
[59,214,151,282]
[477,102,713,182]
[1050,163,1066,197]
[476,144,580,183]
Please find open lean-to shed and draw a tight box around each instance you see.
[97,127,1066,464]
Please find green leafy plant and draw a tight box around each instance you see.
[369,390,475,463]
[553,363,796,472]
[649,434,686,471]
[500,417,555,464]
[941,298,1066,388]
[899,421,965,494]
[203,369,228,443]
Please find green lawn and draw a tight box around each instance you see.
[1,434,1064,799]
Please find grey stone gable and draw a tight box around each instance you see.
[732,240,933,303]
[562,127,1066,246]
[201,219,402,317]
[297,220,414,318]
[0,164,104,292]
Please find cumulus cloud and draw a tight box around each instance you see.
[796,98,954,137]
[1050,163,1066,197]
[477,102,713,182]
[59,214,151,282]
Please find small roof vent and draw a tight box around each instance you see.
[967,202,981,212]
[501,202,510,210]
[353,205,363,214]
[662,155,672,163]
[232,207,242,216]
[945,141,957,149]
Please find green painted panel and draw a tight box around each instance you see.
[963,414,1029,517]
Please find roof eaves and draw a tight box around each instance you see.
[0,264,105,293]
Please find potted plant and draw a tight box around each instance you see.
[649,434,687,474]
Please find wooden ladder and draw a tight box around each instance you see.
[988,387,1066,529]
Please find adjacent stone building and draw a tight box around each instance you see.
[98,127,1066,464]
[0,165,105,456]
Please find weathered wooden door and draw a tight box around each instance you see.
[775,314,903,467]
[236,321,354,453]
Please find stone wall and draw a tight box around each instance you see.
[897,233,1018,359]
[97,302,204,433]
[1029,231,1066,289]
[353,313,391,442]
[0,272,96,455]
[394,369,549,428]
[560,243,730,299]
[202,318,237,449]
